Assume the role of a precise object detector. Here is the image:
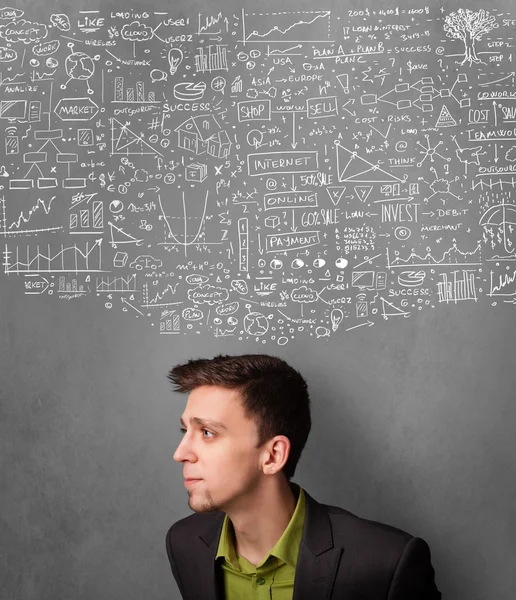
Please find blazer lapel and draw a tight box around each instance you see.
[196,514,226,600]
[193,486,343,600]
[293,488,344,600]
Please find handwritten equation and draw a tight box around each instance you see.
[1,6,515,342]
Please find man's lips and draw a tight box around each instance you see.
[184,478,202,487]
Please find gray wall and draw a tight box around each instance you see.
[1,0,515,598]
[3,288,515,599]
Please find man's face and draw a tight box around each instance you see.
[173,385,265,513]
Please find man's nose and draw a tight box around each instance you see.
[173,434,195,462]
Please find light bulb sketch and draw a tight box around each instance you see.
[168,48,184,75]
[331,309,344,332]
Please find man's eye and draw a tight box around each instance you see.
[179,427,214,438]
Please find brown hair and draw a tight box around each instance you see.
[168,354,311,480]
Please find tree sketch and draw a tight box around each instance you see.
[444,9,497,66]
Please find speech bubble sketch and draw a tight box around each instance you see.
[0,7,24,20]
[50,13,70,31]
[150,68,167,82]
[0,19,47,43]
[0,45,16,61]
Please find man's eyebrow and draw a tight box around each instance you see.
[180,416,227,430]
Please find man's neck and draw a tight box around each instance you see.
[228,479,298,566]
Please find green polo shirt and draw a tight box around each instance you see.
[215,483,306,599]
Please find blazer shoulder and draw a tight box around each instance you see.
[319,502,440,597]
[323,502,414,548]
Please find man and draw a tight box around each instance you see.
[165,354,441,600]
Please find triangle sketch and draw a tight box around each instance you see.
[108,221,144,247]
[381,297,410,318]
[111,118,163,156]
[354,185,373,202]
[336,143,402,183]
[326,186,346,205]
[435,105,457,128]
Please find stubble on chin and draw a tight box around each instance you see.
[188,490,217,513]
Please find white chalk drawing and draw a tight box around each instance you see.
[62,44,95,95]
[443,9,498,66]
[0,6,514,338]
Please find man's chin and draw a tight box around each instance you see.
[188,498,218,513]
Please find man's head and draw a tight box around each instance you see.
[168,354,311,513]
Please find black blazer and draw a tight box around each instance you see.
[166,486,441,600]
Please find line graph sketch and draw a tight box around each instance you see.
[0,195,62,236]
[3,239,103,274]
[386,242,482,269]
[142,282,182,307]
[96,274,138,293]
[241,9,332,44]
[488,269,516,297]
